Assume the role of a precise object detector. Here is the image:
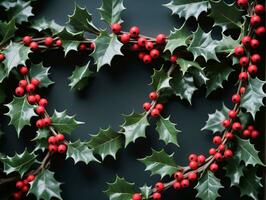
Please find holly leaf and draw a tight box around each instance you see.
[91,30,123,71]
[240,77,266,119]
[68,4,99,34]
[120,112,149,147]
[195,171,223,200]
[104,176,135,200]
[3,42,31,75]
[235,136,264,167]
[188,67,208,87]
[177,58,201,75]
[29,63,54,88]
[0,63,8,83]
[170,71,197,104]
[164,0,210,20]
[0,18,17,46]
[0,149,36,177]
[51,110,83,134]
[209,0,243,32]
[155,116,180,147]
[138,149,179,179]
[28,170,62,200]
[88,127,123,160]
[58,28,84,56]
[150,66,172,92]
[66,140,99,164]
[164,24,191,53]
[98,0,125,25]
[68,62,93,91]
[6,0,33,24]
[215,35,240,56]
[188,27,219,62]
[32,128,50,141]
[239,167,263,200]
[5,96,37,136]
[225,157,244,187]
[205,62,234,96]
[140,184,152,199]
[31,18,63,33]
[201,104,230,133]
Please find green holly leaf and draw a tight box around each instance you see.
[195,171,223,200]
[209,0,243,32]
[170,71,197,104]
[3,42,31,75]
[235,136,264,167]
[156,116,180,147]
[0,18,17,46]
[225,157,244,187]
[92,30,123,72]
[150,66,172,92]
[215,35,240,56]
[98,0,125,25]
[28,170,62,200]
[68,4,100,34]
[188,27,219,62]
[240,77,266,119]
[66,140,99,164]
[188,67,208,87]
[32,128,50,141]
[6,0,33,24]
[164,24,191,54]
[0,149,36,177]
[239,167,263,200]
[164,0,210,20]
[29,63,54,88]
[177,58,202,75]
[140,184,152,199]
[201,104,229,134]
[104,176,135,200]
[68,62,93,91]
[0,63,8,83]
[5,96,37,136]
[51,110,83,134]
[120,112,149,147]
[58,28,84,56]
[238,112,253,129]
[138,149,179,179]
[31,18,63,33]
[88,127,123,160]
[205,62,234,96]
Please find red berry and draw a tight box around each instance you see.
[111,23,121,34]
[189,161,198,170]
[248,125,254,131]
[15,87,25,96]
[188,172,197,181]
[237,0,248,7]
[145,41,154,51]
[27,174,35,182]
[129,26,140,38]
[39,98,48,106]
[44,37,54,46]
[155,103,164,112]
[242,129,251,137]
[56,133,65,141]
[155,182,164,191]
[79,43,87,51]
[36,119,44,128]
[48,136,57,144]
[239,56,249,67]
[22,185,29,192]
[156,34,166,44]
[174,171,184,181]
[250,39,259,49]
[225,132,234,140]
[137,37,147,46]
[234,46,244,56]
[248,64,257,75]
[56,39,62,46]
[90,42,95,49]
[250,15,261,26]
[222,119,231,128]
[131,44,139,51]
[34,94,40,102]
[170,55,177,63]
[224,149,233,158]
[48,144,58,152]
[132,193,142,200]
[228,110,237,119]
[209,148,216,155]
[138,52,145,60]
[0,53,5,61]
[43,117,52,126]
[19,80,27,88]
[241,36,251,46]
[143,54,152,64]
[218,144,225,152]
[27,95,36,104]
[251,54,261,64]
[120,33,131,43]
[255,26,265,37]
[143,102,151,111]
[239,87,246,94]
[151,108,160,118]
[58,144,67,153]
[232,94,241,103]
[23,36,32,45]
[197,155,206,164]
[251,130,259,138]
[210,163,219,172]
[173,181,181,190]
[255,5,264,15]
[26,83,36,93]
[150,49,160,59]
[36,106,45,115]
[239,72,248,81]
[16,181,24,189]
[152,192,161,200]
[149,92,158,100]
[30,42,39,50]
[232,122,242,131]
[188,154,198,162]
[31,78,40,86]
[181,179,189,188]
[19,66,29,75]
[213,136,222,145]
[215,152,223,161]
[13,192,22,200]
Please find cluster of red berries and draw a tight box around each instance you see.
[48,133,67,153]
[143,91,163,117]
[22,36,62,50]
[242,125,260,138]
[13,174,35,200]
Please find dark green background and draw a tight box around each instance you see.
[0,0,264,199]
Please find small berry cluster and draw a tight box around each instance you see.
[143,91,164,117]
[22,36,62,50]
[48,133,67,153]
[242,125,260,138]
[13,174,35,200]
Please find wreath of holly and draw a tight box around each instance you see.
[0,0,265,199]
